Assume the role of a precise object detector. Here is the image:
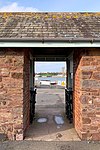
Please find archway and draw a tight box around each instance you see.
[25,48,80,141]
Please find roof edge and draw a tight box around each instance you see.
[0,38,100,43]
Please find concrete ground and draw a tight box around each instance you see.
[0,141,100,150]
[25,87,80,141]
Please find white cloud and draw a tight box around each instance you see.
[0,2,39,12]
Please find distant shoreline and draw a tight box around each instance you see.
[35,76,65,78]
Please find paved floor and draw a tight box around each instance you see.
[0,141,100,150]
[25,88,80,141]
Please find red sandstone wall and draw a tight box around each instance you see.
[0,49,24,140]
[73,49,100,140]
[73,49,82,138]
[0,49,31,140]
[0,48,100,141]
[23,50,30,136]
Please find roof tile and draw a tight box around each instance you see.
[0,12,100,40]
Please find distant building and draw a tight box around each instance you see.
[62,67,66,76]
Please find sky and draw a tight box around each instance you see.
[0,1,99,72]
[0,0,100,12]
[35,62,66,73]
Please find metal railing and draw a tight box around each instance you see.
[65,88,73,123]
[30,87,37,124]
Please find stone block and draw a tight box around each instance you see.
[88,112,95,117]
[92,132,100,140]
[93,97,100,105]
[81,61,90,66]
[82,117,91,125]
[81,71,92,79]
[92,72,100,80]
[82,57,95,62]
[11,72,23,79]
[0,100,7,106]
[90,126,98,131]
[0,76,2,82]
[16,133,23,140]
[81,132,88,140]
[5,58,13,64]
[81,66,97,71]
[14,58,24,67]
[80,95,92,104]
[96,114,100,118]
[97,66,100,71]
[1,68,10,77]
[81,80,100,89]
[0,83,3,89]
[14,124,23,129]
[0,90,7,95]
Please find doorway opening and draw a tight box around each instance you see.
[34,61,66,141]
[25,51,80,141]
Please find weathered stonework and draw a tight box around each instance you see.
[23,50,30,136]
[73,49,100,140]
[0,49,25,140]
[0,48,100,141]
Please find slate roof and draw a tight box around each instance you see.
[0,12,100,41]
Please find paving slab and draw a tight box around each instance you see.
[0,141,100,150]
[25,88,80,141]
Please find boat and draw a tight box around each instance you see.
[40,80,51,86]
